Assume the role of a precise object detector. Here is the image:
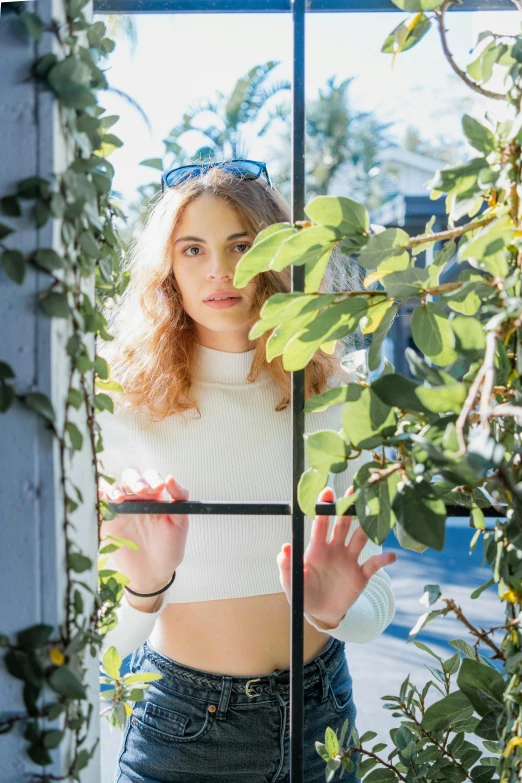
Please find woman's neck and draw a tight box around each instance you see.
[195,326,256,354]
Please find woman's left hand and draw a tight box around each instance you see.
[276,485,397,630]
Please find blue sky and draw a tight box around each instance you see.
[95,7,518,206]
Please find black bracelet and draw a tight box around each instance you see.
[124,570,176,598]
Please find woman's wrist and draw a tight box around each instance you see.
[124,569,176,598]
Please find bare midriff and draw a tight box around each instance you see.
[148,592,332,677]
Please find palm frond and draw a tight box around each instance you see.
[105,86,152,134]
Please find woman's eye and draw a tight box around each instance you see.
[185,246,201,256]
[235,243,251,252]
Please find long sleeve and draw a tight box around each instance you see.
[304,404,396,644]
[99,556,170,661]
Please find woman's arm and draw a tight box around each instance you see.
[99,556,170,661]
[304,448,396,644]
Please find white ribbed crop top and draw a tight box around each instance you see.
[98,344,395,659]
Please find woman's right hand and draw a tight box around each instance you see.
[98,468,190,594]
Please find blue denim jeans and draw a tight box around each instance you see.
[115,635,360,783]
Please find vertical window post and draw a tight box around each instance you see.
[290,0,306,779]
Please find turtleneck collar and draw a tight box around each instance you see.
[192,343,260,385]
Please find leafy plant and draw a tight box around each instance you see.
[0,0,133,777]
[234,0,522,778]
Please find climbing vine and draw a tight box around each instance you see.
[0,2,135,778]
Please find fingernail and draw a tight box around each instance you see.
[135,480,148,490]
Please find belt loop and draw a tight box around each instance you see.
[267,673,278,697]
[315,656,329,704]
[216,675,232,720]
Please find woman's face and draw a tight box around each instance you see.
[171,193,259,352]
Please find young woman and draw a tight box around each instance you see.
[97,160,397,783]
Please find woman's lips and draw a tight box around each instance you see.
[203,297,242,310]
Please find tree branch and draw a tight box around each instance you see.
[435,1,506,102]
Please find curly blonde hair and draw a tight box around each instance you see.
[98,166,357,422]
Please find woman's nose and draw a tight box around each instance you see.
[207,252,233,279]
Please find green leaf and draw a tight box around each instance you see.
[68,552,92,573]
[94,392,114,413]
[368,303,398,373]
[392,481,446,551]
[94,355,110,379]
[270,225,340,273]
[48,665,87,699]
[235,228,297,287]
[79,231,100,258]
[24,392,56,423]
[471,577,494,599]
[421,690,474,732]
[27,744,52,766]
[304,386,350,413]
[381,13,431,56]
[104,534,140,551]
[363,770,397,783]
[457,658,505,717]
[266,307,317,362]
[0,361,15,380]
[415,383,467,415]
[448,639,481,662]
[67,388,83,410]
[341,384,397,450]
[123,672,164,684]
[282,298,368,370]
[451,315,486,356]
[358,227,410,270]
[385,268,428,300]
[429,157,487,195]
[0,382,15,413]
[458,215,515,265]
[103,646,122,679]
[42,729,65,749]
[304,243,334,293]
[140,158,164,170]
[413,639,442,660]
[420,584,441,606]
[461,115,496,156]
[411,303,457,366]
[443,652,461,676]
[66,421,83,451]
[1,196,21,217]
[298,468,328,518]
[41,292,71,319]
[325,725,339,757]
[372,373,429,414]
[304,195,370,234]
[2,249,26,284]
[17,177,50,199]
[0,223,14,240]
[33,248,65,273]
[17,624,54,650]
[354,461,400,544]
[305,430,348,475]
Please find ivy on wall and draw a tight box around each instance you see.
[0,2,139,778]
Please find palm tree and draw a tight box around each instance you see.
[164,61,290,160]
[122,61,291,240]
[270,76,396,211]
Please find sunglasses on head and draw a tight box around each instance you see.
[161,159,272,192]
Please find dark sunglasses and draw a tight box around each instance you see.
[161,159,272,192]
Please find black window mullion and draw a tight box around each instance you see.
[290,0,307,780]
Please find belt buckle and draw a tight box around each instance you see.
[245,677,261,698]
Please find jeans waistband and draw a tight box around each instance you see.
[136,635,346,700]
